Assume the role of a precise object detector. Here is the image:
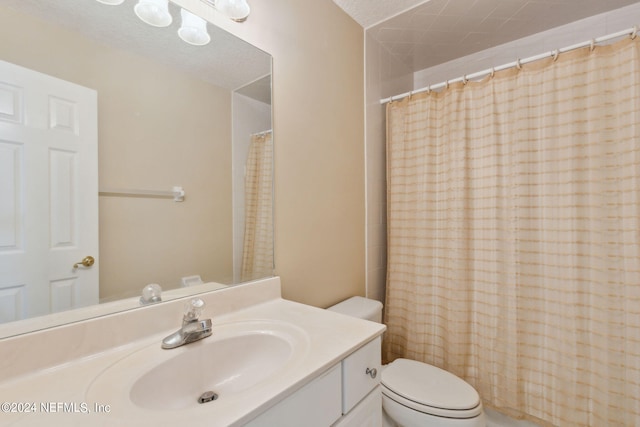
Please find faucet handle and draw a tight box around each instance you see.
[183,298,205,322]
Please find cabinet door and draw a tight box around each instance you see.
[342,337,381,413]
[333,386,382,427]
[245,364,342,427]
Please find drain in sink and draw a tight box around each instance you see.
[198,391,219,404]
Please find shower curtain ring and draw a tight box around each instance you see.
[632,26,638,40]
[516,58,522,70]
[590,39,596,52]
[462,75,468,85]
[445,80,450,89]
[490,68,495,78]
[552,49,559,62]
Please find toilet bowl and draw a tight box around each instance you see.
[328,297,486,427]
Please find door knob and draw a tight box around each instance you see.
[73,256,95,269]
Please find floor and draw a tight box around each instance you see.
[486,408,543,427]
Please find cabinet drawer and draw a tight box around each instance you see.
[341,336,381,413]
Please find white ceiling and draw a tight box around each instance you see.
[334,0,640,72]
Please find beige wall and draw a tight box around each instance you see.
[0,6,233,300]
[175,0,367,307]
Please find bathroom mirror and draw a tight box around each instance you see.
[0,0,273,337]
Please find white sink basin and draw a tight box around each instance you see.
[86,320,309,412]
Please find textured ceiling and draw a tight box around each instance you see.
[335,0,640,72]
[332,0,427,28]
[2,0,271,92]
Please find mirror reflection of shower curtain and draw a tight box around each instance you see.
[241,131,274,281]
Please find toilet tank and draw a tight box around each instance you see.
[327,296,383,323]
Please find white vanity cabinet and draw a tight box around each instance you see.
[245,364,343,427]
[246,336,382,427]
[0,278,387,427]
[332,387,382,427]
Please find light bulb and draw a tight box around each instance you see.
[178,9,211,46]
[140,283,162,304]
[215,0,250,22]
[134,0,172,27]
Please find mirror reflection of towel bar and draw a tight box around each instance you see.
[98,186,185,202]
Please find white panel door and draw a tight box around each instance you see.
[0,60,98,323]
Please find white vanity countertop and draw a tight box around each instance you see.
[0,298,385,427]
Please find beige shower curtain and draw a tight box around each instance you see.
[385,38,640,426]
[241,131,273,281]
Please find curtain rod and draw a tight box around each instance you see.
[380,26,638,105]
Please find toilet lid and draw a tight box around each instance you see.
[381,359,480,411]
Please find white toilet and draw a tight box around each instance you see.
[328,297,486,427]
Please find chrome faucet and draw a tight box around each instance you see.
[161,298,212,349]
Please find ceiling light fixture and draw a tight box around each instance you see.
[134,0,173,27]
[95,0,246,47]
[178,9,211,46]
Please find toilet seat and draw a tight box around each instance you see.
[381,359,483,419]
